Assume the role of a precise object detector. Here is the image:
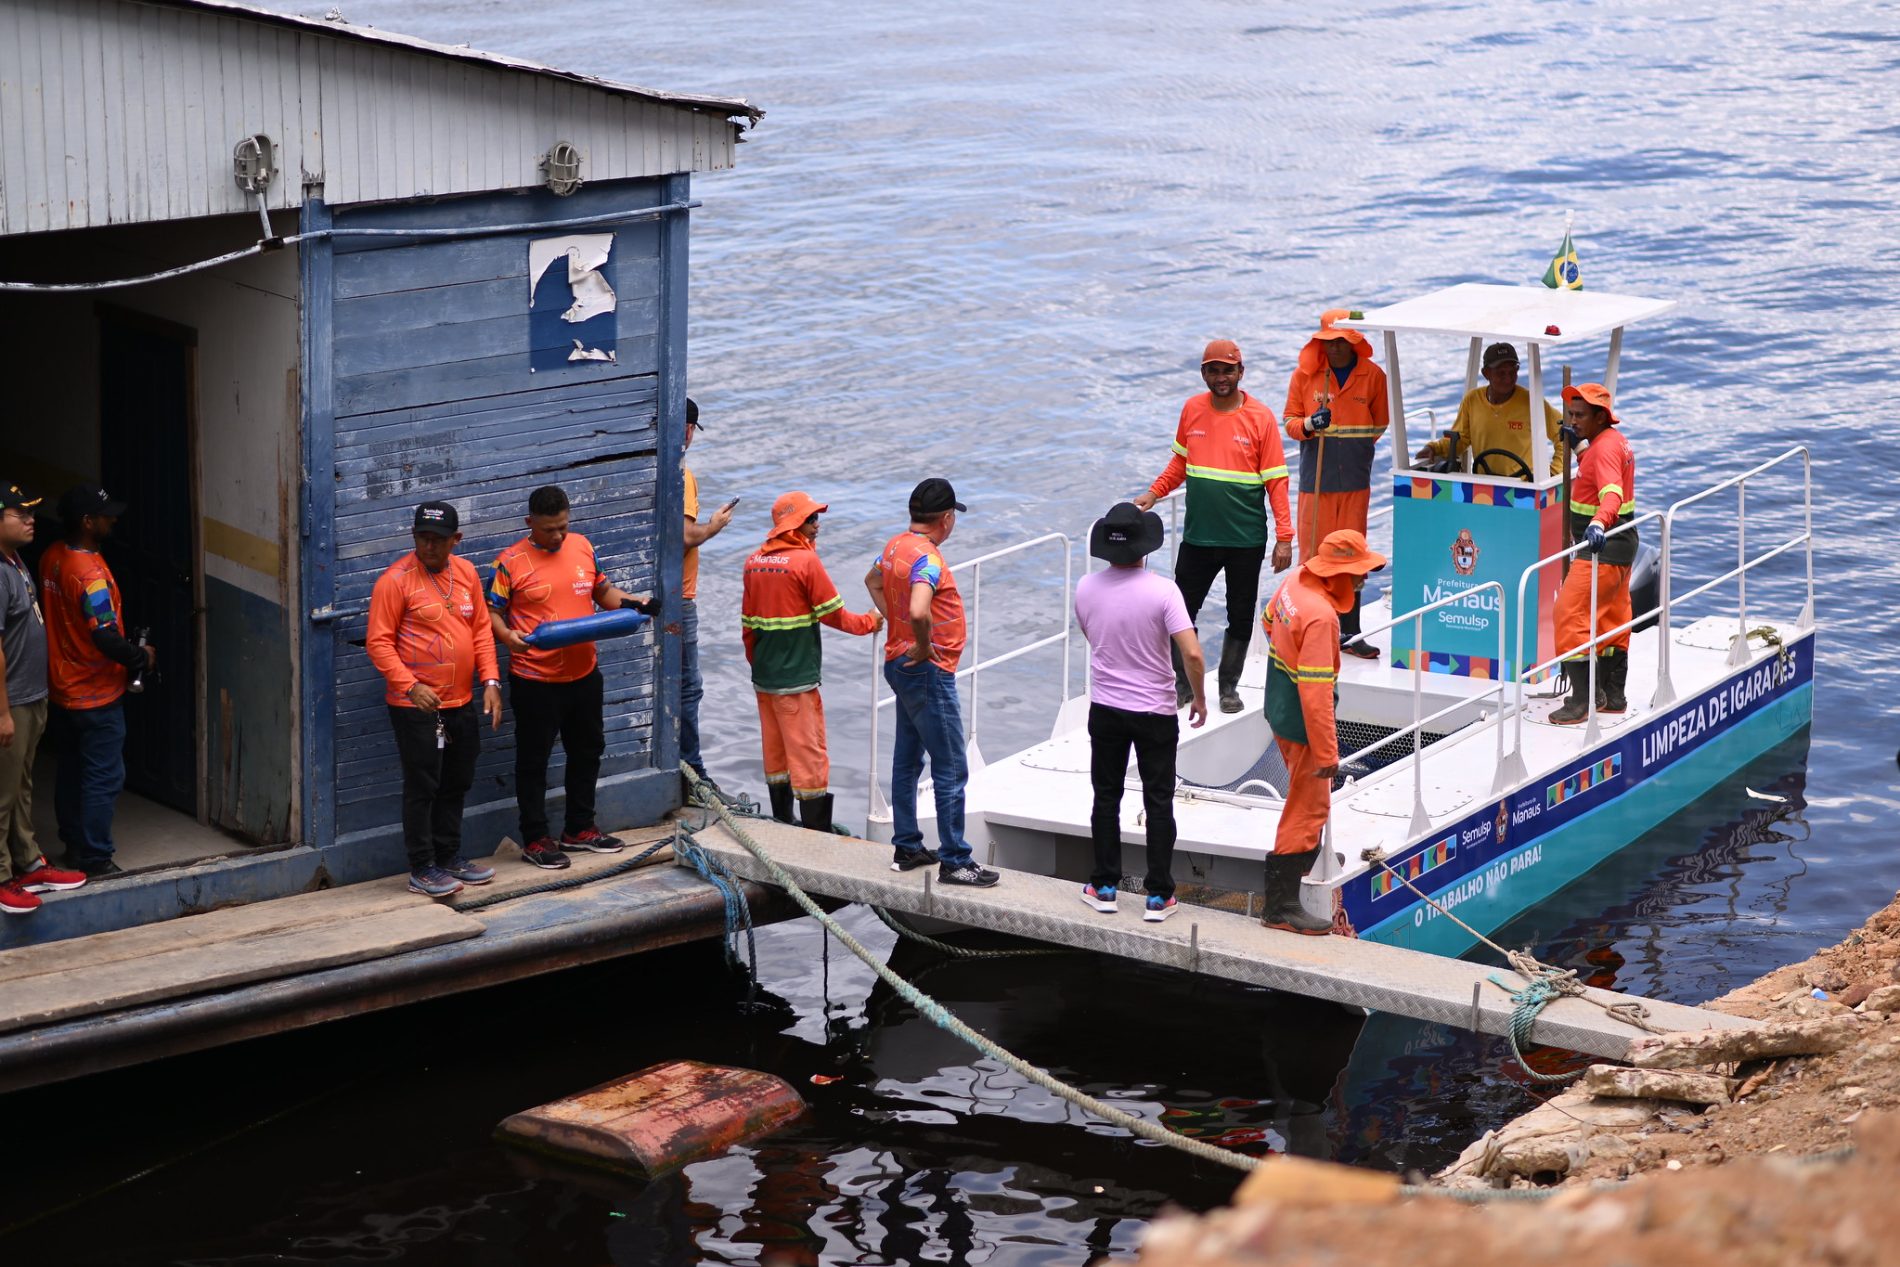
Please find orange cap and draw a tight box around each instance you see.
[771,490,828,532]
[1306,529,1387,578]
[1201,338,1242,366]
[1312,307,1357,340]
[1561,382,1620,426]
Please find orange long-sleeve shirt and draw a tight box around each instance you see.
[367,552,498,708]
[1262,569,1349,765]
[1147,391,1294,547]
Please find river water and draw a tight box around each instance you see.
[17,1,1900,1262]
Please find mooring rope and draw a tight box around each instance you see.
[680,768,1263,1173]
[1359,847,1666,1083]
[867,904,1074,961]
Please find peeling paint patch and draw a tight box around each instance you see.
[529,233,617,369]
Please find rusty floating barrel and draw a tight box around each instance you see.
[496,1059,807,1176]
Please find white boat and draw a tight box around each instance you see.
[863,283,1815,957]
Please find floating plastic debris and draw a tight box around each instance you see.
[1746,788,1788,802]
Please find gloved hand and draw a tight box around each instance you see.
[1559,423,1582,448]
[1308,407,1333,434]
[1585,523,1606,554]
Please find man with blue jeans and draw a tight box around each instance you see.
[680,398,734,801]
[866,478,998,887]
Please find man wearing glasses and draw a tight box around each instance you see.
[1134,339,1294,713]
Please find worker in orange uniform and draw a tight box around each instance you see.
[1260,529,1387,935]
[741,492,883,832]
[1132,338,1294,713]
[1283,310,1390,659]
[1549,383,1637,725]
[366,501,503,900]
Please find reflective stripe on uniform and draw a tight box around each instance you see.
[1569,499,1637,516]
[1186,464,1265,486]
[1258,464,1289,480]
[1268,648,1335,683]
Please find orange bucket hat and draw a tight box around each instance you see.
[1561,382,1621,426]
[1311,307,1359,341]
[770,490,828,533]
[1306,529,1387,578]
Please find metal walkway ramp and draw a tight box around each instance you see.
[686,818,1753,1060]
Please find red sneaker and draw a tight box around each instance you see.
[18,859,87,893]
[559,827,625,854]
[0,880,41,915]
[521,837,572,870]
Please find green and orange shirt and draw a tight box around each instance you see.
[38,541,127,710]
[366,552,498,708]
[741,530,877,693]
[1147,392,1293,549]
[488,531,610,683]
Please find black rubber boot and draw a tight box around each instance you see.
[1170,639,1195,709]
[767,784,796,824]
[1217,637,1248,714]
[1261,852,1331,935]
[1600,653,1628,714]
[798,792,835,835]
[1548,661,1594,726]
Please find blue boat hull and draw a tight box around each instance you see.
[1349,634,1815,957]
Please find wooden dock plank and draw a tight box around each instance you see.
[0,904,482,1035]
[684,819,1755,1061]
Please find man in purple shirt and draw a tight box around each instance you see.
[1074,503,1208,922]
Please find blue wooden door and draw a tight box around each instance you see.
[301,179,688,860]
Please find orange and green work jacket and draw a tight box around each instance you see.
[1147,392,1294,549]
[1570,425,1638,566]
[1263,568,1353,765]
[741,529,878,694]
[1283,337,1390,495]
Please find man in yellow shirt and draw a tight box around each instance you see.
[1413,343,1562,480]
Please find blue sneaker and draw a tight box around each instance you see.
[408,866,464,899]
[1144,894,1178,923]
[890,848,940,873]
[1081,884,1118,914]
[442,857,495,886]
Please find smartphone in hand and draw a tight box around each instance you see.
[719,497,741,514]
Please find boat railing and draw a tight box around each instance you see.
[1312,579,1509,876]
[1652,446,1813,707]
[865,531,1073,818]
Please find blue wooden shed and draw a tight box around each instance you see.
[0,0,760,945]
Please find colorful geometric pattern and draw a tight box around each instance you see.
[1546,753,1624,808]
[1392,477,1556,508]
[1371,834,1458,900]
[1390,648,1500,679]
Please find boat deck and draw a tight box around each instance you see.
[686,816,1755,1060]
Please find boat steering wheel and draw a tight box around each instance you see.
[1472,448,1534,482]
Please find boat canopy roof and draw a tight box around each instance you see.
[1337,283,1676,348]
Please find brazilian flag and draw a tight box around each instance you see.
[1542,230,1581,290]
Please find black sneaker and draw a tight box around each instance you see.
[891,848,940,873]
[77,858,125,879]
[938,862,1000,888]
[521,837,573,870]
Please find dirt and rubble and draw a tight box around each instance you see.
[1133,890,1900,1265]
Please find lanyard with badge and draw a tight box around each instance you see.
[423,566,457,750]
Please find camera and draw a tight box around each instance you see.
[128,627,161,693]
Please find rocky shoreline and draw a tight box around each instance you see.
[1134,888,1900,1265]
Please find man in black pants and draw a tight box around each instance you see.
[365,502,504,898]
[1072,503,1208,922]
[1133,340,1294,712]
[489,486,651,870]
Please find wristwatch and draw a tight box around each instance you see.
[482,679,501,689]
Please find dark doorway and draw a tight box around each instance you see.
[98,310,198,816]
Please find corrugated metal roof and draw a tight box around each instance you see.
[160,0,763,124]
[0,0,762,236]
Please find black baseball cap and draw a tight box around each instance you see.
[59,484,127,525]
[413,501,460,536]
[685,397,703,430]
[0,481,41,513]
[1482,342,1519,368]
[908,478,967,519]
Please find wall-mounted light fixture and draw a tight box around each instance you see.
[543,141,583,196]
[233,134,276,239]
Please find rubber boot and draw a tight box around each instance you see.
[798,792,835,835]
[1548,661,1593,726]
[1600,653,1628,714]
[1261,851,1332,936]
[767,783,796,824]
[1170,639,1194,709]
[1217,637,1248,714]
